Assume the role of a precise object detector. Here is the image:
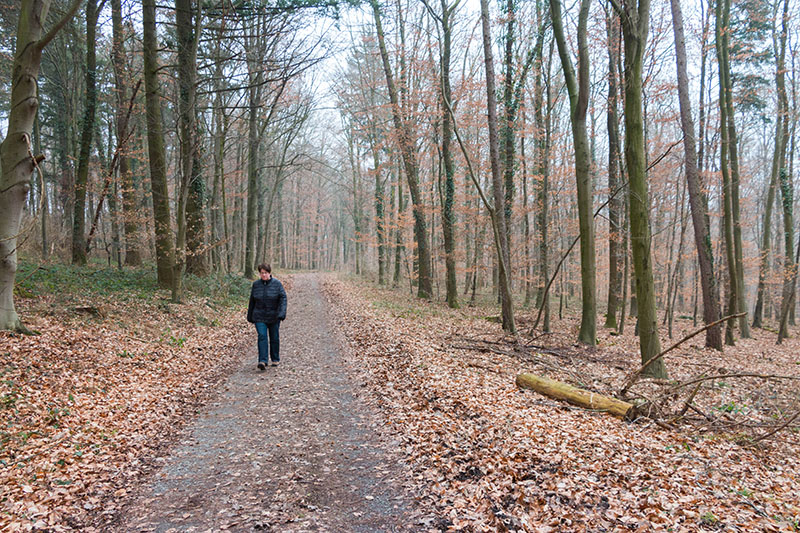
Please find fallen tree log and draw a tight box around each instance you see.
[516,373,635,420]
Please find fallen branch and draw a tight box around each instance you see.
[619,312,746,397]
[516,373,635,420]
[751,410,799,443]
[665,372,800,393]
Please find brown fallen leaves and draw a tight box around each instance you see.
[1,288,250,531]
[324,276,800,532]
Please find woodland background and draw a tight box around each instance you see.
[1,0,799,529]
[3,0,800,352]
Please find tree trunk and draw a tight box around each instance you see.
[516,373,635,419]
[371,0,433,299]
[439,0,459,308]
[480,0,516,332]
[111,0,141,267]
[143,0,176,287]
[1,0,80,330]
[715,0,739,345]
[550,0,596,345]
[720,4,749,338]
[669,0,723,350]
[71,0,100,265]
[534,37,552,332]
[172,0,202,300]
[35,113,48,261]
[371,140,387,285]
[618,0,668,378]
[394,170,404,287]
[244,65,262,279]
[774,0,792,342]
[605,10,622,330]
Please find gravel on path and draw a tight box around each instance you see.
[116,273,417,532]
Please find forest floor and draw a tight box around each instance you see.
[2,267,799,532]
[327,276,800,532]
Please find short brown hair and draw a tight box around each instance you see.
[257,263,271,273]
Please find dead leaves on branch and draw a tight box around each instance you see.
[326,277,800,531]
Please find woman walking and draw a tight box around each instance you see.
[246,263,287,370]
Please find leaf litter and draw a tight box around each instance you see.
[2,271,798,532]
[324,276,800,532]
[1,282,250,531]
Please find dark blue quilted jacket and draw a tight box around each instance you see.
[247,278,287,324]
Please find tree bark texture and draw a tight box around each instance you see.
[775,0,793,343]
[178,0,206,279]
[715,0,739,345]
[516,373,635,419]
[481,0,516,332]
[71,0,100,265]
[605,11,622,330]
[111,0,141,266]
[439,0,458,308]
[244,53,262,279]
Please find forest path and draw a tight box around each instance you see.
[116,273,415,532]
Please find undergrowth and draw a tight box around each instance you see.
[14,259,250,309]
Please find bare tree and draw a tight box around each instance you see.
[371,0,434,299]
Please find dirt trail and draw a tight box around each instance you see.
[116,274,416,532]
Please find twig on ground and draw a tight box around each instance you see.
[752,410,800,443]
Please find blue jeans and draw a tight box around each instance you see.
[254,322,280,363]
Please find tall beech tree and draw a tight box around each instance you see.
[423,0,461,307]
[480,0,515,332]
[550,0,596,345]
[669,0,722,350]
[71,0,104,265]
[111,0,141,266]
[173,0,202,301]
[143,0,176,287]
[604,9,622,330]
[775,0,793,343]
[715,0,750,341]
[611,0,668,377]
[1,0,81,331]
[533,34,554,332]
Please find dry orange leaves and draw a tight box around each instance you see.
[324,276,799,532]
[1,291,250,531]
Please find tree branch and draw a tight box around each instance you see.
[619,312,746,396]
[37,0,83,50]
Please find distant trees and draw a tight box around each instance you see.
[3,0,800,351]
